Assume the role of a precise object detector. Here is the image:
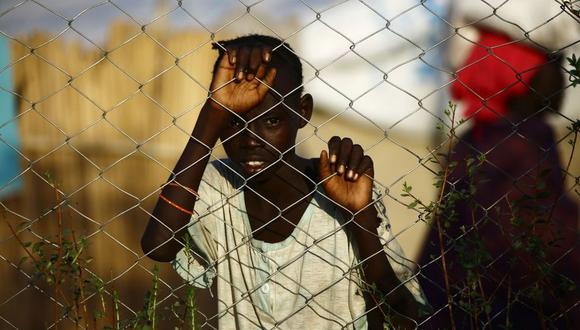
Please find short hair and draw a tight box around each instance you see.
[212,35,304,100]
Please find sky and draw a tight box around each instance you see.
[0,0,350,44]
[1,0,238,44]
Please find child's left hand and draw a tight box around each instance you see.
[319,136,374,213]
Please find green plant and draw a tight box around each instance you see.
[5,176,199,329]
[402,95,579,329]
[568,54,580,87]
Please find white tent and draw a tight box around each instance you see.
[294,0,453,137]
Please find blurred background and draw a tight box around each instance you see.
[0,0,578,328]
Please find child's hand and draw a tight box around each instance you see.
[319,136,374,213]
[209,45,277,114]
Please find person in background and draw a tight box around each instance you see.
[419,27,579,329]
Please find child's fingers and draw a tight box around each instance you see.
[255,63,266,80]
[235,47,250,81]
[217,51,233,70]
[213,53,235,84]
[246,48,262,81]
[327,136,341,166]
[319,150,333,181]
[262,46,272,62]
[346,144,364,181]
[257,68,277,96]
[355,155,374,180]
[227,48,237,66]
[336,138,353,175]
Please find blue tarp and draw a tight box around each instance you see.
[0,36,22,198]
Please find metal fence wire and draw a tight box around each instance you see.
[0,0,579,329]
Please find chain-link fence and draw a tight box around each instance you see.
[0,0,579,328]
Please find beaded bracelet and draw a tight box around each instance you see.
[159,194,194,216]
[165,182,200,200]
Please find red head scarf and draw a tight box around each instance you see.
[451,30,547,123]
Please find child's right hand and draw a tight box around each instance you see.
[319,136,375,214]
[209,46,277,114]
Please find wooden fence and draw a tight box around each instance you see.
[1,21,222,328]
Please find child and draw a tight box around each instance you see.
[141,35,426,329]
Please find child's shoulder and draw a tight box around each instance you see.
[204,158,243,188]
[208,158,232,172]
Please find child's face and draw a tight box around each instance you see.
[221,68,311,180]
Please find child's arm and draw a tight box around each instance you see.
[319,136,420,328]
[141,45,276,262]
